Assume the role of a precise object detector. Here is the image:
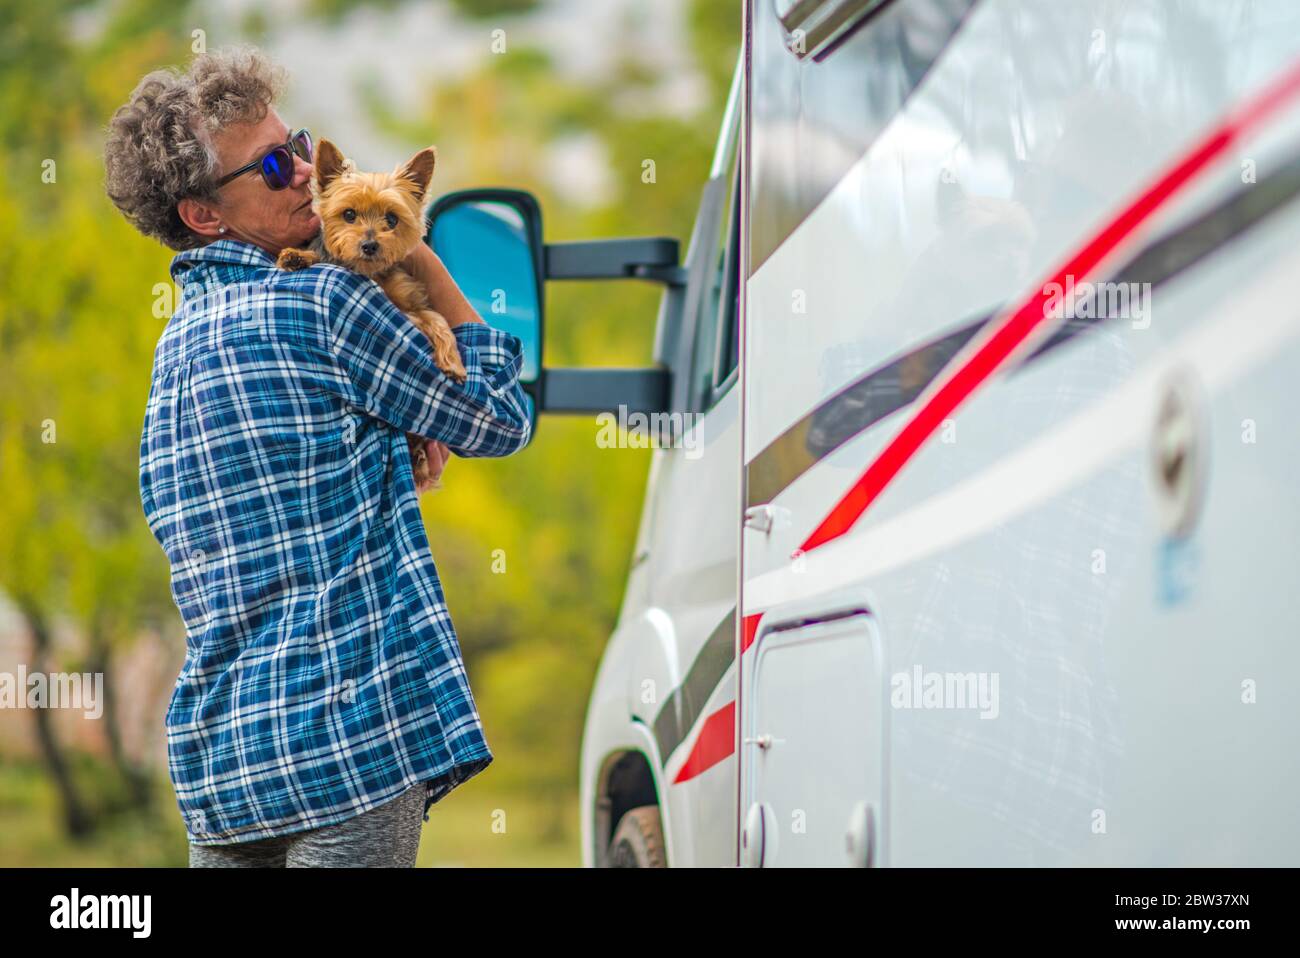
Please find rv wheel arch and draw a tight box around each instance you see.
[594,749,666,867]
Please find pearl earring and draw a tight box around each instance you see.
[218,226,227,234]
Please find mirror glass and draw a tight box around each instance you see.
[428,199,541,390]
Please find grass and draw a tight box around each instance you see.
[0,753,580,867]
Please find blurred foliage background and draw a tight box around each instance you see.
[0,0,739,865]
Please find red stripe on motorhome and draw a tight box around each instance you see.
[671,701,736,784]
[671,615,763,783]
[797,58,1300,555]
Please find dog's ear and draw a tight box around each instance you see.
[314,138,349,191]
[395,145,437,204]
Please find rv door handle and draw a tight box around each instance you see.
[744,504,790,534]
[744,505,773,533]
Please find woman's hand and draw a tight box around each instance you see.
[415,439,451,495]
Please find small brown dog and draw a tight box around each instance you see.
[277,138,466,491]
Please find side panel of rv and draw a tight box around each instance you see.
[579,48,747,867]
[741,0,1300,865]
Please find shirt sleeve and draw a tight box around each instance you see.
[319,268,532,458]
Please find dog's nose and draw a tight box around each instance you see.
[360,240,379,257]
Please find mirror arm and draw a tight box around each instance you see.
[630,263,689,287]
[544,238,684,286]
[539,367,670,415]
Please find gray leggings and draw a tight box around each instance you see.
[188,784,426,868]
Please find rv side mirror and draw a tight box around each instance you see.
[430,186,680,428]
[426,189,544,443]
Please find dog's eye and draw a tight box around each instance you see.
[342,208,356,223]
[384,211,398,229]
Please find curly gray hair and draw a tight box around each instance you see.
[103,46,288,251]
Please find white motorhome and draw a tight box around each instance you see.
[427,0,1300,866]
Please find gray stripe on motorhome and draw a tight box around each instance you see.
[745,144,1300,508]
[652,608,736,762]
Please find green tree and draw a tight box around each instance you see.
[0,0,197,836]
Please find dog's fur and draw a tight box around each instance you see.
[277,138,465,491]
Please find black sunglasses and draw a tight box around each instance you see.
[214,128,313,191]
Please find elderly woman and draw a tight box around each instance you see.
[103,46,530,867]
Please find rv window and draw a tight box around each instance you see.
[713,166,741,393]
[690,158,741,411]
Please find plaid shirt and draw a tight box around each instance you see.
[140,238,530,845]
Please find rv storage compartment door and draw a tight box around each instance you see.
[743,612,885,866]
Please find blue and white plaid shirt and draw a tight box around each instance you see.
[140,238,530,845]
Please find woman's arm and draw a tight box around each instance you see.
[319,269,530,457]
[402,243,485,328]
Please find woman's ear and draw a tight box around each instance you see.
[177,195,225,241]
[395,145,437,203]
[314,138,349,191]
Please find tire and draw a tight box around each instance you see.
[606,804,667,867]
